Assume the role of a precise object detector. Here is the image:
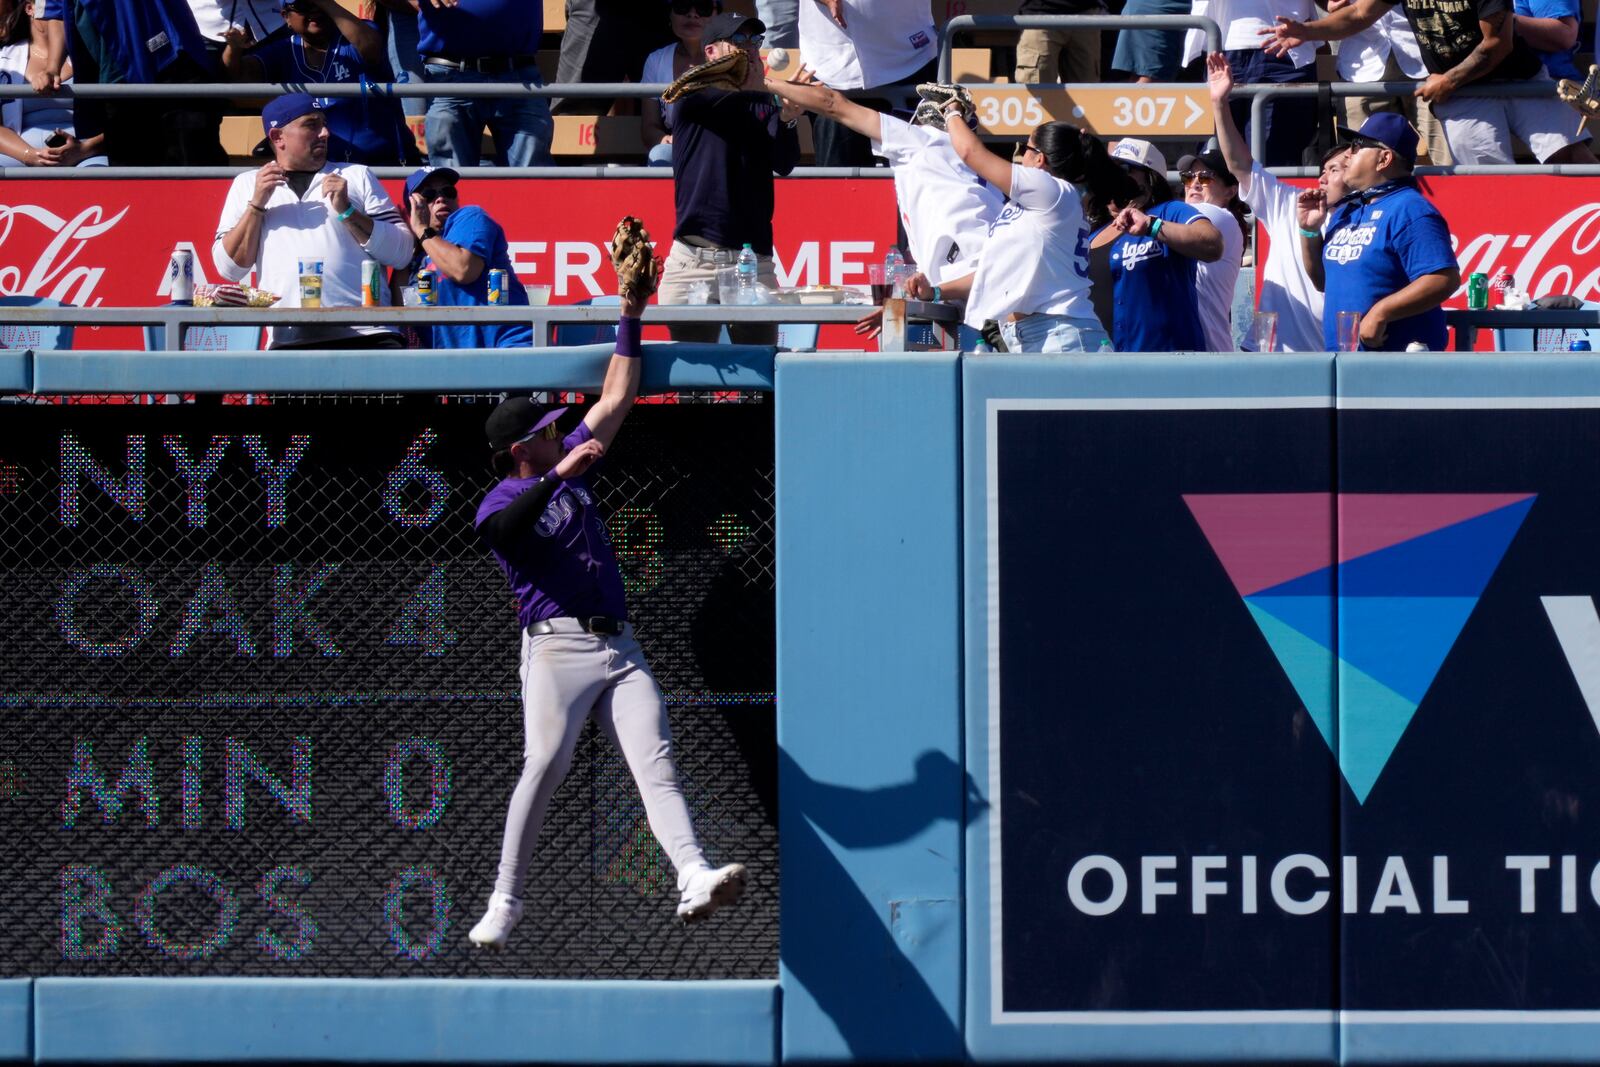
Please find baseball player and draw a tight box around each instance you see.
[467,218,747,948]
[763,77,1004,342]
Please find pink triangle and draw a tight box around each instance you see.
[1338,493,1536,564]
[1183,493,1333,597]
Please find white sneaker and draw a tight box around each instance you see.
[676,863,747,923]
[468,892,523,948]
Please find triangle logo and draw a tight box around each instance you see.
[1184,493,1535,804]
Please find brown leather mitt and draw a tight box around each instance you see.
[661,50,749,103]
[610,215,660,301]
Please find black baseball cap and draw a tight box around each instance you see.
[485,398,568,451]
[703,12,763,42]
[1174,148,1238,187]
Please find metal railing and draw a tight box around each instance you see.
[0,301,963,350]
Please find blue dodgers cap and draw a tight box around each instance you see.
[261,93,323,136]
[1341,112,1420,168]
[485,398,568,451]
[404,166,461,201]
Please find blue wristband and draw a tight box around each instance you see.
[335,205,356,222]
[1149,216,1164,240]
[616,315,643,358]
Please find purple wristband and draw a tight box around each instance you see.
[616,315,643,359]
[542,467,564,483]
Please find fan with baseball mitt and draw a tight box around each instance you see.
[1557,63,1600,135]
[910,82,978,131]
[662,50,750,103]
[610,216,660,302]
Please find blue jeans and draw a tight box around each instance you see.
[424,63,553,167]
[999,313,1108,353]
[1225,48,1316,167]
[754,0,799,47]
[647,140,673,167]
[386,9,427,120]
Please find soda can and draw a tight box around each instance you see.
[168,246,194,304]
[1571,340,1593,351]
[487,268,507,306]
[361,258,382,307]
[415,269,437,305]
[298,259,323,309]
[1466,272,1489,310]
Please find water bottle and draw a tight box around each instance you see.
[736,243,758,305]
[884,246,906,298]
[1097,339,1113,352]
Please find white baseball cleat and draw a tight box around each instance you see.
[677,863,748,923]
[468,892,524,948]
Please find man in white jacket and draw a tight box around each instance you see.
[212,93,413,349]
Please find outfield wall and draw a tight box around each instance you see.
[6,350,1600,1062]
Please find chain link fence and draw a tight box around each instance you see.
[0,394,777,978]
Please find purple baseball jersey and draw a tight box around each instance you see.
[474,422,629,628]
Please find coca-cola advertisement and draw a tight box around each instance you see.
[0,176,1591,350]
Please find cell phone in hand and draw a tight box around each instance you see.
[44,131,66,148]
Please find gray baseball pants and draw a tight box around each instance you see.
[493,620,708,897]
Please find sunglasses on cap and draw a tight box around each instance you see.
[726,31,764,46]
[515,421,562,446]
[416,184,458,202]
[1180,170,1215,186]
[671,0,716,14]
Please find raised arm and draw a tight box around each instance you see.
[765,75,883,140]
[941,103,1015,197]
[583,222,656,450]
[1205,53,1255,178]
[1260,0,1389,53]
[1295,188,1328,291]
[308,0,387,70]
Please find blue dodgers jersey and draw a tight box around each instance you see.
[252,32,409,165]
[1322,183,1456,352]
[423,206,533,350]
[417,0,541,58]
[1108,200,1207,352]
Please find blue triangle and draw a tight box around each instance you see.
[1339,596,1480,704]
[1245,602,1335,751]
[1255,564,1334,599]
[1338,498,1535,597]
[1339,658,1420,804]
[1245,594,1335,653]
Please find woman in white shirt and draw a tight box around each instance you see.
[1174,147,1247,351]
[941,112,1135,352]
[640,0,719,166]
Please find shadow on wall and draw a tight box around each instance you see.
[780,747,987,1060]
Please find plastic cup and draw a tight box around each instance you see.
[686,280,713,305]
[1336,311,1361,352]
[715,267,741,305]
[525,284,552,306]
[1251,311,1278,353]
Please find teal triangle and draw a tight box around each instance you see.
[1245,602,1335,752]
[1339,596,1479,704]
[1338,498,1535,597]
[1246,594,1335,653]
[1339,658,1420,804]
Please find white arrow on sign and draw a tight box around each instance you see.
[1185,96,1205,128]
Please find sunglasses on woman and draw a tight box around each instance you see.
[670,0,716,14]
[1180,170,1215,187]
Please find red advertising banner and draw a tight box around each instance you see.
[0,175,1592,351]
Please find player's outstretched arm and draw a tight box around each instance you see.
[765,74,882,141]
[584,218,657,449]
[942,102,1016,197]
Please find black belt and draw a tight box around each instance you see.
[423,54,539,74]
[527,615,626,637]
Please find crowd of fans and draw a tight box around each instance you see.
[0,0,1591,169]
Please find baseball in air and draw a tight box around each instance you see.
[767,47,790,72]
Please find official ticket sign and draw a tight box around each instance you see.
[968,85,1213,138]
[978,383,1600,1025]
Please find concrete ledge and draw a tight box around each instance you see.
[34,978,778,1064]
[0,979,27,1062]
[29,345,777,394]
[0,350,28,393]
